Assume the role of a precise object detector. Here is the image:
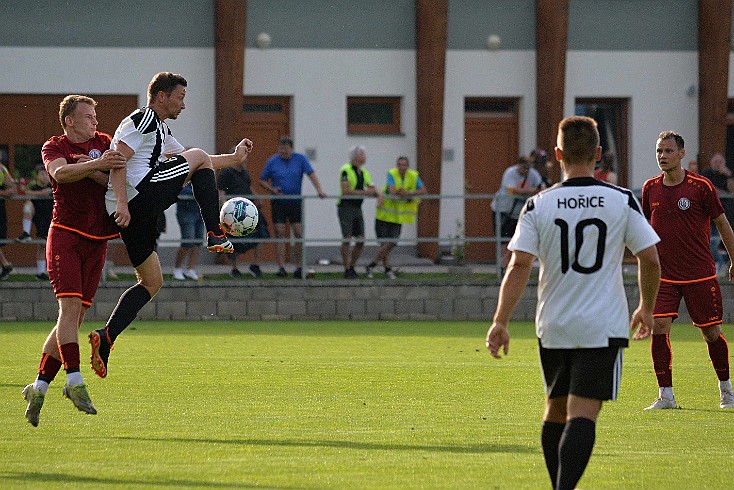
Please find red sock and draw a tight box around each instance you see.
[37,352,63,382]
[651,333,673,387]
[58,343,81,372]
[706,333,730,381]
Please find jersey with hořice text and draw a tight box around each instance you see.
[41,132,119,240]
[642,170,724,282]
[106,107,186,212]
[510,177,659,349]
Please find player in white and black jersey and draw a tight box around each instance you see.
[486,116,661,490]
[89,72,254,380]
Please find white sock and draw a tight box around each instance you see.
[659,387,674,399]
[720,379,732,392]
[37,260,46,275]
[66,371,84,386]
[22,218,32,234]
[33,379,49,395]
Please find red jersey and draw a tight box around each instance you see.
[641,170,724,282]
[41,132,119,240]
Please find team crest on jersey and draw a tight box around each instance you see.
[677,197,691,210]
[89,149,102,159]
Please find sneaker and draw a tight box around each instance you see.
[35,272,49,281]
[721,389,734,408]
[173,268,185,281]
[0,265,13,281]
[184,269,199,281]
[344,269,352,278]
[62,383,97,415]
[16,231,32,243]
[249,264,263,278]
[276,267,288,278]
[293,267,303,279]
[365,264,375,279]
[644,397,678,410]
[22,384,45,427]
[385,269,397,280]
[206,230,234,253]
[230,268,242,278]
[89,329,111,379]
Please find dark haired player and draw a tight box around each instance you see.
[89,72,253,379]
[486,116,660,489]
[22,95,127,426]
[640,131,734,410]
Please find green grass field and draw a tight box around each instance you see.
[1,320,733,489]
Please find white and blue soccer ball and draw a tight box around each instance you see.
[220,197,259,236]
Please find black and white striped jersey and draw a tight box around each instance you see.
[106,107,186,208]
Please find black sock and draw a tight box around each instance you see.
[106,283,152,343]
[541,421,565,488]
[557,417,596,490]
[190,168,221,234]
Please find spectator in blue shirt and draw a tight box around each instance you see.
[259,136,326,278]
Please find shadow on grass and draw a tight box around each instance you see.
[0,471,292,489]
[114,435,537,454]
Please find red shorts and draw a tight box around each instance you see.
[654,277,723,328]
[47,226,108,307]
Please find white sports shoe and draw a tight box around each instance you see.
[644,397,678,410]
[184,269,199,281]
[173,269,185,281]
[721,390,734,409]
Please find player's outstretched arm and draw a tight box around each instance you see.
[210,138,254,169]
[48,150,126,185]
[631,245,660,340]
[486,250,534,358]
[713,213,734,282]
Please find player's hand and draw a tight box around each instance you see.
[73,154,92,163]
[234,138,254,161]
[317,191,327,199]
[96,150,127,171]
[630,307,654,340]
[113,204,131,228]
[486,322,510,359]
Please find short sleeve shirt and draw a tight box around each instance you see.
[510,177,659,348]
[642,170,724,281]
[260,152,314,203]
[42,132,119,239]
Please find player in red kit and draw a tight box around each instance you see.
[640,130,734,410]
[21,95,127,426]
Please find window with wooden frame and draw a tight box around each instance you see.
[347,96,401,134]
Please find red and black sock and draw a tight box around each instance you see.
[651,333,673,387]
[190,168,222,235]
[706,333,730,381]
[58,343,80,373]
[37,352,63,383]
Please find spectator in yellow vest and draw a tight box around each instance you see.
[337,145,377,278]
[366,156,427,279]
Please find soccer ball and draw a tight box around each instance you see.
[219,197,259,236]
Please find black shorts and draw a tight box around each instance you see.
[271,200,302,224]
[337,205,365,238]
[375,219,402,244]
[229,212,270,255]
[0,201,6,243]
[498,213,518,238]
[32,200,53,239]
[121,156,189,267]
[539,339,626,401]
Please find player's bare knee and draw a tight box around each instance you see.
[183,148,211,170]
[702,324,722,343]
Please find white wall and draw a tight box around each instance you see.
[0,45,716,252]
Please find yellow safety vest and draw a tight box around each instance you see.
[337,163,372,205]
[375,168,421,224]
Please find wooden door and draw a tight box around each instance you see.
[464,99,519,262]
[0,94,138,266]
[232,96,291,262]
